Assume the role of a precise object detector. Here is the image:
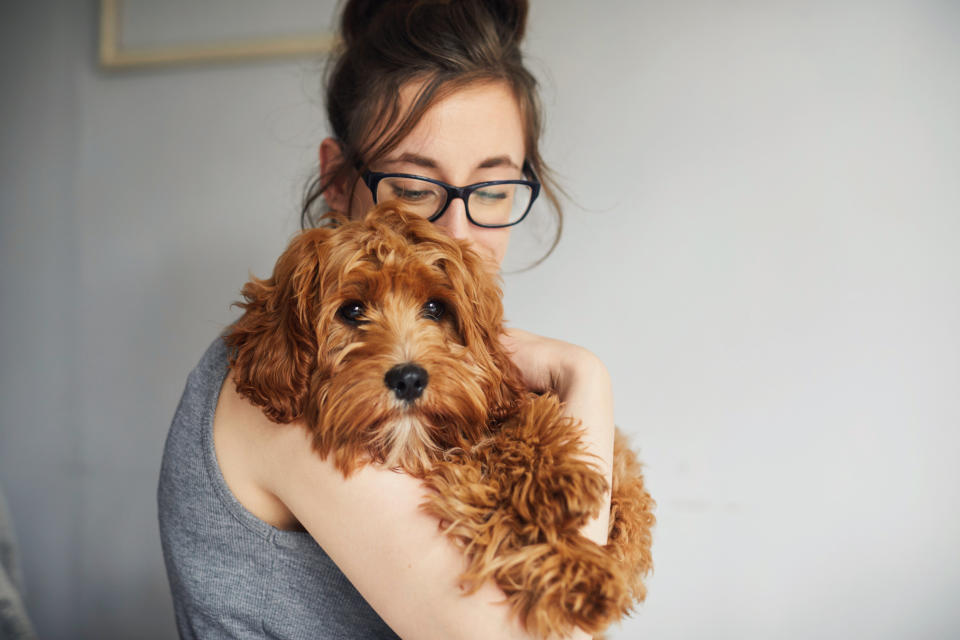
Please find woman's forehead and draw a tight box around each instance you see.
[386,81,525,178]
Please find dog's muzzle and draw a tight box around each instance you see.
[384,363,429,402]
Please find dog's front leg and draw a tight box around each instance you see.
[421,394,633,638]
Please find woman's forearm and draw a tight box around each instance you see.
[556,349,615,546]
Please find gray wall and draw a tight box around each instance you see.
[1,1,957,638]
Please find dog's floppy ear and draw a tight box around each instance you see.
[225,227,333,423]
[440,247,526,412]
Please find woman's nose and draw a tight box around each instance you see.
[433,198,472,242]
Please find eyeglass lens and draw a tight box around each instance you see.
[376,177,533,226]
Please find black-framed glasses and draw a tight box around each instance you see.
[360,162,541,228]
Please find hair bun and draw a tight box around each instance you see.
[484,0,529,43]
[339,0,529,48]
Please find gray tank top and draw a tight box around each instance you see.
[158,335,401,639]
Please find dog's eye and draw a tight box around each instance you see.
[422,299,446,321]
[337,301,367,326]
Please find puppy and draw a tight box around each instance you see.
[226,204,655,638]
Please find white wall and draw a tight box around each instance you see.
[1,1,958,638]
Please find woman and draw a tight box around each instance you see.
[159,1,615,638]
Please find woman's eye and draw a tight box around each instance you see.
[390,185,436,203]
[422,299,446,321]
[337,301,367,326]
[473,187,509,203]
[395,188,430,201]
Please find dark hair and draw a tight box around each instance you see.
[302,0,564,260]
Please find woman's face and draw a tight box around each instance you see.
[322,81,526,267]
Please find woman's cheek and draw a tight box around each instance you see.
[477,228,511,267]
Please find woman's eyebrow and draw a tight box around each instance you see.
[382,153,519,170]
[476,155,519,170]
[384,153,438,169]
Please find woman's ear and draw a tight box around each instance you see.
[225,227,333,423]
[319,137,351,214]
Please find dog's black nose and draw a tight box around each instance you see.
[384,363,429,402]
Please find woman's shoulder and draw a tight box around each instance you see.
[160,336,403,640]
[171,335,231,419]
[160,332,303,535]
[160,335,231,492]
[213,362,307,531]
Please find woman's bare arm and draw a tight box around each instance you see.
[269,431,535,640]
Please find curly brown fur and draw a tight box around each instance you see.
[225,204,655,637]
[607,430,656,606]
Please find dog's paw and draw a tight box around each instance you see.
[492,394,609,537]
[497,536,632,638]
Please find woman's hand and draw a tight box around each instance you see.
[498,328,606,396]
[499,328,616,545]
